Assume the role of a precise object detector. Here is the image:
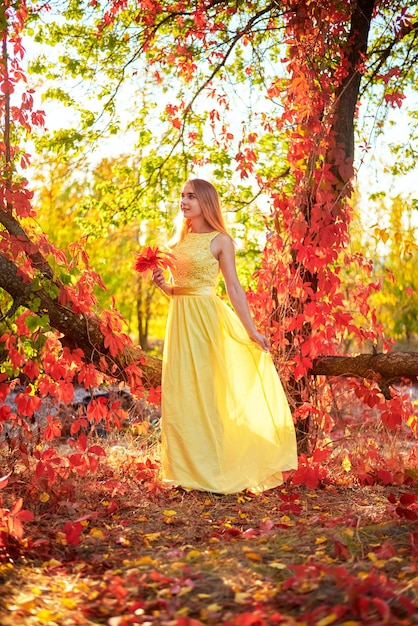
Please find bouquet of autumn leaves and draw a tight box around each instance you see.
[134,246,175,274]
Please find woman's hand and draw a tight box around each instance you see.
[152,267,165,288]
[249,331,270,352]
[152,268,172,296]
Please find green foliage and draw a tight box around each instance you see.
[373,196,418,344]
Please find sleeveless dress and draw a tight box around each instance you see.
[161,231,298,494]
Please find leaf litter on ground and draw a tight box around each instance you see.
[0,427,417,626]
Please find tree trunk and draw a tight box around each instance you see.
[332,0,376,166]
[0,252,162,389]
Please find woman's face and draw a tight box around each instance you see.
[180,182,202,220]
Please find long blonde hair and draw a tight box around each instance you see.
[174,179,230,244]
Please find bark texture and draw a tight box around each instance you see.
[312,352,418,382]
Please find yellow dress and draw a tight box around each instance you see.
[161,231,298,494]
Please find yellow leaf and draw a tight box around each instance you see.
[39,492,50,503]
[315,536,328,544]
[42,559,62,568]
[30,587,43,595]
[61,598,78,609]
[268,561,287,569]
[367,552,385,568]
[374,228,389,244]
[89,528,105,538]
[186,550,201,561]
[144,532,161,541]
[235,592,252,604]
[16,598,37,611]
[163,509,177,516]
[342,455,351,472]
[317,615,339,626]
[176,606,189,616]
[36,609,61,624]
[281,544,293,552]
[245,551,262,562]
[134,556,156,566]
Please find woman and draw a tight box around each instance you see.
[152,178,297,494]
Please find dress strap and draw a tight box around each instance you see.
[208,231,221,242]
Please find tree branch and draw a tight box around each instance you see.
[311,352,418,398]
[0,251,162,389]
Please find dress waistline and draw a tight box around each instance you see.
[172,286,215,296]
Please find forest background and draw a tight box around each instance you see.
[0,1,418,625]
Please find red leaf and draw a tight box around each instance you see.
[56,382,75,404]
[87,398,109,423]
[334,539,350,559]
[89,456,99,473]
[228,613,266,626]
[8,517,24,540]
[396,506,418,521]
[399,493,416,506]
[62,521,83,546]
[371,597,391,622]
[88,445,106,457]
[103,331,127,357]
[68,453,84,467]
[377,469,393,485]
[134,246,175,273]
[15,509,34,522]
[11,498,23,516]
[78,432,88,452]
[15,392,42,417]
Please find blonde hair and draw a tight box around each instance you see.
[175,179,230,244]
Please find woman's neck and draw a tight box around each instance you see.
[189,217,214,233]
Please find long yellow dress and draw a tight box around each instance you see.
[161,231,298,494]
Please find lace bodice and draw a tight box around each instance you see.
[170,232,220,288]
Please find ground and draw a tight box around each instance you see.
[0,433,417,626]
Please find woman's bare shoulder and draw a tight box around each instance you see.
[212,232,234,257]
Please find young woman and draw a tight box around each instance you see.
[152,179,297,494]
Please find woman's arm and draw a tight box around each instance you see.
[212,234,270,351]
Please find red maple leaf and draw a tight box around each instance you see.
[134,246,175,273]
